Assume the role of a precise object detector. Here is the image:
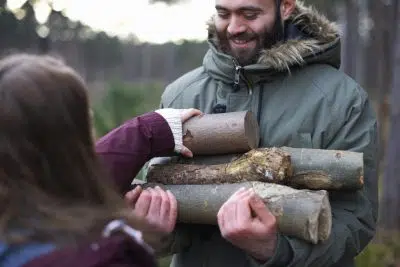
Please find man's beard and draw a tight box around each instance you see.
[216,20,284,66]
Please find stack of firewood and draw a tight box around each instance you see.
[134,111,364,245]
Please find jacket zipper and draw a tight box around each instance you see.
[232,59,253,95]
[234,64,241,92]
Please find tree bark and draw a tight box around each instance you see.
[147,147,364,190]
[147,147,292,185]
[182,111,260,155]
[133,180,332,244]
[281,147,364,190]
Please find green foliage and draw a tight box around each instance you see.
[91,80,165,181]
[92,80,142,137]
[91,80,164,138]
[355,232,400,267]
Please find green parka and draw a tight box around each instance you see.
[157,2,379,267]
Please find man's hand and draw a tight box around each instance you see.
[125,185,177,234]
[217,187,278,262]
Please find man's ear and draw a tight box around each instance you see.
[280,0,296,21]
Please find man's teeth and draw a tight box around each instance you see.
[232,39,249,44]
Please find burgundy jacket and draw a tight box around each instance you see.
[23,112,175,267]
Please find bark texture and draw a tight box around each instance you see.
[147,147,364,190]
[281,147,364,190]
[133,180,332,244]
[182,111,260,155]
[147,148,292,185]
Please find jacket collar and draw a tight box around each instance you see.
[203,1,341,84]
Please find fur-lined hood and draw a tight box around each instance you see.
[206,1,341,72]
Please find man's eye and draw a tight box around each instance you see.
[243,12,258,20]
[217,12,229,19]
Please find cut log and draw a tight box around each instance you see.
[281,147,364,190]
[147,148,293,185]
[133,180,332,244]
[181,111,260,155]
[148,147,364,190]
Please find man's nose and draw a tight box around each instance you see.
[227,16,247,36]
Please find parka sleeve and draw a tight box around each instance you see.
[250,86,379,267]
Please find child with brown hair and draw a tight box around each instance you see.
[0,53,201,267]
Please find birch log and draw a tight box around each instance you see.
[133,180,332,244]
[147,147,364,190]
[182,111,260,155]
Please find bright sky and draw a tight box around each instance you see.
[7,0,216,44]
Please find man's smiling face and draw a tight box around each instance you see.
[214,0,294,66]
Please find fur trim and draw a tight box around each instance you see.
[258,39,321,72]
[207,1,340,71]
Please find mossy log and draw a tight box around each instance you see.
[147,147,364,190]
[147,148,292,185]
[181,111,260,155]
[133,180,332,244]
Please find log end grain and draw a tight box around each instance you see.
[317,191,332,242]
[251,182,332,244]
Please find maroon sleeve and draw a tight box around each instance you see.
[23,235,157,267]
[95,112,175,194]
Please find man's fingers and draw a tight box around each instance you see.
[226,187,251,204]
[134,190,151,217]
[125,186,142,207]
[157,186,171,222]
[222,201,237,230]
[236,195,252,222]
[249,194,272,223]
[147,188,162,219]
[217,206,226,233]
[228,187,247,200]
[166,190,178,232]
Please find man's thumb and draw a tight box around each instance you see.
[249,195,271,223]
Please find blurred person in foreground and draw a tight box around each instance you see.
[0,53,201,267]
[125,0,379,266]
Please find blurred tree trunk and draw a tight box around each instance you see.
[380,0,400,231]
[38,36,50,53]
[164,43,176,82]
[365,0,380,92]
[141,44,152,82]
[372,0,388,165]
[343,0,360,79]
[366,0,395,169]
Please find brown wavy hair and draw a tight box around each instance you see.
[0,53,152,246]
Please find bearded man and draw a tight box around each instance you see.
[128,0,379,266]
